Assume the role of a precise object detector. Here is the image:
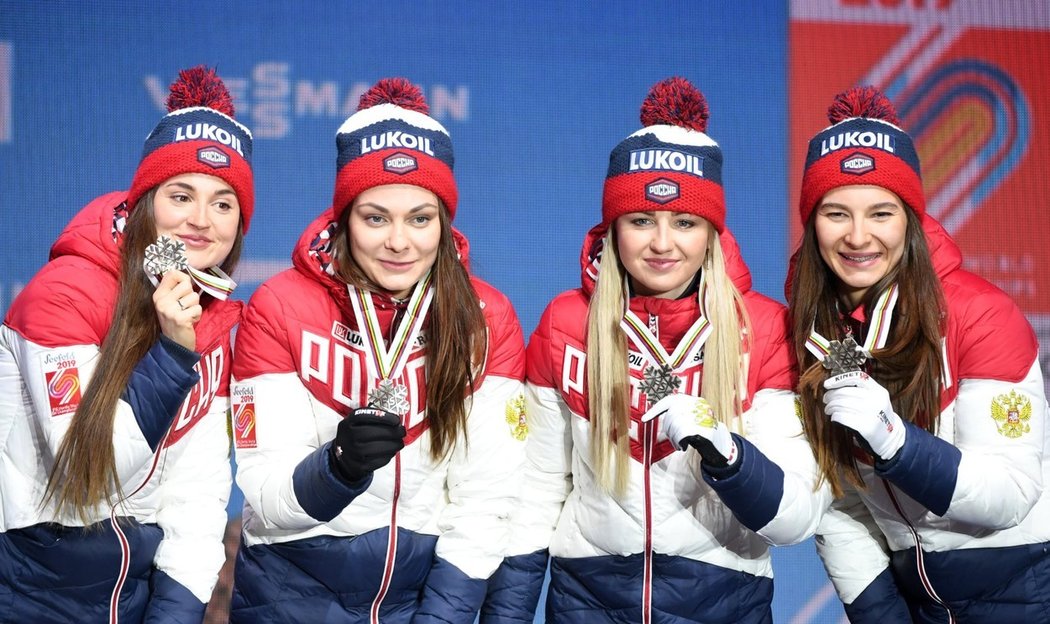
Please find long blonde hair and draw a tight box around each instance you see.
[587,223,751,495]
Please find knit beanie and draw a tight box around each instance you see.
[126,66,255,232]
[799,86,923,225]
[602,77,726,233]
[332,78,457,222]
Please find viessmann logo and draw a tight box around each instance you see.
[145,63,471,139]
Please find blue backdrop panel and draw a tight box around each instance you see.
[0,2,842,621]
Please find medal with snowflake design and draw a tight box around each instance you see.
[143,235,189,277]
[822,335,867,376]
[639,363,681,406]
[368,378,410,416]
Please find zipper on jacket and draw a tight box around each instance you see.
[882,479,956,623]
[642,418,655,624]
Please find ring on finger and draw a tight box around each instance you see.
[177,299,185,311]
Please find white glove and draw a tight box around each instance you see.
[642,393,737,466]
[823,371,906,461]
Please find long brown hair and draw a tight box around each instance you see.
[791,205,943,496]
[331,201,487,461]
[44,191,243,523]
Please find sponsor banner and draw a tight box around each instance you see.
[790,0,1050,312]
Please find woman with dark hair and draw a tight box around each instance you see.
[0,66,253,622]
[228,78,526,623]
[790,86,1050,622]
[483,78,828,624]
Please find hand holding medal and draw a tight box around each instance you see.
[642,393,738,467]
[807,285,907,460]
[326,273,432,484]
[144,236,200,351]
[822,334,868,376]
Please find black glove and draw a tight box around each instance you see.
[679,435,731,469]
[329,407,406,484]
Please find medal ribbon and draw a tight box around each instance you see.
[619,276,713,373]
[805,283,899,362]
[147,265,237,300]
[348,269,434,381]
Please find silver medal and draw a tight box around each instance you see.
[638,363,681,406]
[822,335,868,376]
[143,235,188,277]
[368,378,410,416]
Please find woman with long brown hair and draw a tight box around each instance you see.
[483,77,829,624]
[227,77,526,623]
[0,66,253,622]
[790,86,1050,622]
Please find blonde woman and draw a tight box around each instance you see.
[483,78,829,624]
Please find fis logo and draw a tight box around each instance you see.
[840,152,875,175]
[197,146,231,169]
[384,152,418,175]
[646,178,680,204]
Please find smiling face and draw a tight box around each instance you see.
[814,185,908,308]
[615,211,710,299]
[152,173,241,270]
[347,184,442,299]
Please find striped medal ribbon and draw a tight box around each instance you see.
[143,235,237,300]
[347,270,434,416]
[805,283,899,375]
[619,277,713,408]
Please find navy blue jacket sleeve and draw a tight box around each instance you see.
[143,569,206,624]
[292,441,373,522]
[480,550,549,623]
[875,421,961,516]
[122,336,201,449]
[702,434,785,532]
[413,556,489,623]
[842,567,913,624]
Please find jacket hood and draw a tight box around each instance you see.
[578,220,752,299]
[48,191,128,277]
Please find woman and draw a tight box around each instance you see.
[0,66,253,622]
[482,77,829,624]
[228,77,526,623]
[790,86,1050,622]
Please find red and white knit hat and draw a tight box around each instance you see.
[799,86,923,225]
[602,77,726,233]
[126,66,255,232]
[332,78,457,221]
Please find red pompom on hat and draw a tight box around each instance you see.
[799,85,922,225]
[602,77,726,232]
[126,66,255,232]
[331,77,457,222]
